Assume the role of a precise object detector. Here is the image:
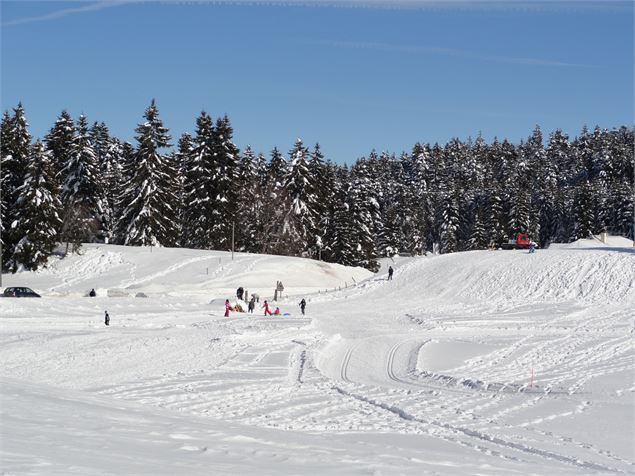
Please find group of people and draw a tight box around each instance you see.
[224,297,307,317]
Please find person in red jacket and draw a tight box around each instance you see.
[224,299,231,317]
[263,300,272,316]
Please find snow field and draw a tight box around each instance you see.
[1,239,634,475]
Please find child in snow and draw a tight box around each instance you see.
[388,266,394,281]
[248,297,256,313]
[224,299,231,317]
[273,307,281,315]
[104,311,110,326]
[263,300,272,316]
[299,298,306,315]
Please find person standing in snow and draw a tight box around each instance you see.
[263,300,272,316]
[89,288,96,297]
[529,242,536,254]
[224,299,231,317]
[248,296,255,313]
[299,298,306,315]
[388,266,394,281]
[104,311,110,326]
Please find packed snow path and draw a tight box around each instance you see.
[1,240,634,475]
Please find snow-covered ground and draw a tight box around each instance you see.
[1,238,634,475]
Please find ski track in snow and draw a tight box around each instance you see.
[1,242,634,474]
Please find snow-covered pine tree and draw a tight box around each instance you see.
[59,114,105,249]
[280,138,316,256]
[544,129,571,244]
[484,138,507,247]
[326,167,357,266]
[522,126,546,243]
[235,145,261,252]
[90,122,119,243]
[443,138,473,251]
[209,115,239,249]
[2,104,33,269]
[101,137,125,244]
[440,193,460,254]
[181,112,215,249]
[117,100,177,247]
[571,180,594,240]
[1,111,15,270]
[260,147,289,254]
[605,127,634,238]
[468,206,488,250]
[44,110,75,179]
[347,160,380,270]
[8,140,62,271]
[314,159,338,261]
[507,140,533,238]
[408,142,434,253]
[174,132,193,245]
[90,122,110,167]
[307,143,332,259]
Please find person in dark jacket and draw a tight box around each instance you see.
[104,311,110,326]
[89,288,96,297]
[236,287,244,300]
[388,266,394,281]
[248,297,256,313]
[299,298,306,315]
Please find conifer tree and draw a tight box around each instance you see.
[209,115,239,249]
[175,132,193,244]
[282,138,315,256]
[44,110,75,178]
[261,147,289,254]
[440,194,460,254]
[117,100,177,247]
[308,143,332,259]
[181,112,215,249]
[236,145,260,252]
[1,111,15,270]
[8,141,62,271]
[2,104,33,269]
[60,114,105,247]
[347,161,379,270]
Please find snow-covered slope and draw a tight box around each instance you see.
[1,242,633,475]
[4,244,372,298]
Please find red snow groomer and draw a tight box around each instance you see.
[500,233,536,250]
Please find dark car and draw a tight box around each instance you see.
[2,287,41,297]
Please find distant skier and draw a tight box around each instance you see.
[299,298,306,315]
[248,296,256,313]
[236,287,244,300]
[388,266,394,281]
[263,300,272,316]
[104,311,110,326]
[89,288,96,297]
[224,299,231,317]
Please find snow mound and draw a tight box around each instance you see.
[550,234,634,249]
[396,248,635,305]
[2,244,373,298]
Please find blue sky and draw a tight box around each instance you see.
[1,0,633,163]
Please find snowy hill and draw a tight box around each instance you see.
[3,244,373,298]
[1,243,633,475]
